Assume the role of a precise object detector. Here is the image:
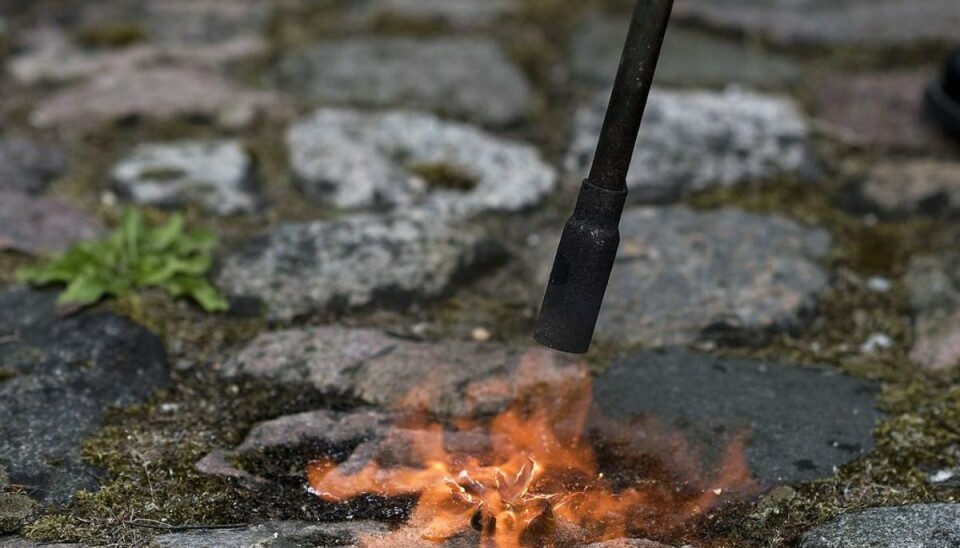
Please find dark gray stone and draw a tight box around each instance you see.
[567,89,818,203]
[0,192,106,255]
[0,288,57,333]
[215,210,503,321]
[674,0,960,48]
[111,140,260,216]
[276,38,531,127]
[535,207,831,347]
[286,108,556,215]
[800,504,960,548]
[572,18,799,89]
[0,288,170,505]
[905,253,960,370]
[860,159,960,217]
[594,348,881,485]
[0,138,66,195]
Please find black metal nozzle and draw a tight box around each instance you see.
[533,0,674,354]
[925,46,960,138]
[534,181,627,354]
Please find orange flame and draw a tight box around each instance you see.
[307,358,755,547]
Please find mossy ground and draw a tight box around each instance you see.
[7,0,960,546]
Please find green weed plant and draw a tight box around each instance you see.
[19,209,228,312]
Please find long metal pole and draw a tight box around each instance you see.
[589,0,674,191]
[534,0,673,354]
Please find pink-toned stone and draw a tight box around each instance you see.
[10,27,265,86]
[30,66,286,130]
[0,192,105,255]
[906,253,960,370]
[813,69,958,152]
[910,313,960,371]
[222,327,586,418]
[861,159,960,216]
[194,448,261,483]
[235,409,387,453]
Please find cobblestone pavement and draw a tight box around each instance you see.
[0,1,958,547]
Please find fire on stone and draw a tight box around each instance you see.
[306,349,757,547]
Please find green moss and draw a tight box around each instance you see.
[74,22,147,49]
[407,162,478,192]
[105,289,263,362]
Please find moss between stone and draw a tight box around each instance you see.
[407,162,478,192]
[22,378,345,547]
[0,252,39,286]
[74,21,148,49]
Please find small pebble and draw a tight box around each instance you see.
[471,327,492,342]
[929,469,955,483]
[867,277,892,292]
[100,190,117,207]
[861,333,894,353]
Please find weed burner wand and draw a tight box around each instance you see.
[534,0,673,354]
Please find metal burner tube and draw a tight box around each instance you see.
[534,0,673,354]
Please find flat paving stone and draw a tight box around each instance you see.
[594,348,881,485]
[350,0,516,28]
[215,210,503,321]
[276,38,531,127]
[535,206,831,348]
[572,17,800,89]
[222,328,584,417]
[0,138,66,195]
[567,89,818,203]
[155,521,389,548]
[30,66,284,131]
[800,503,960,548]
[673,0,960,48]
[0,288,170,505]
[0,191,105,255]
[142,0,271,45]
[0,539,78,548]
[111,139,260,216]
[286,108,555,215]
[813,69,957,153]
[905,253,960,370]
[154,520,665,548]
[10,26,265,87]
[859,159,960,217]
